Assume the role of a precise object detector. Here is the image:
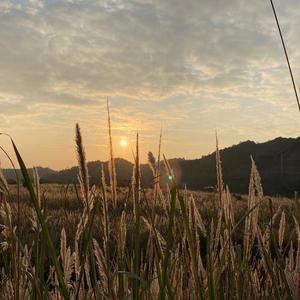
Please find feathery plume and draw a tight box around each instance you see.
[243,157,262,261]
[154,129,162,206]
[278,210,286,249]
[33,167,41,208]
[132,131,140,214]
[215,132,223,205]
[75,123,90,210]
[0,168,8,193]
[107,98,117,207]
[148,152,156,177]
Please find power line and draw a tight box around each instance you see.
[269,0,300,112]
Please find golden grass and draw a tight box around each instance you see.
[0,109,300,299]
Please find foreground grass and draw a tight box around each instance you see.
[0,126,300,299]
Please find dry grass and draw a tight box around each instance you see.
[0,119,300,299]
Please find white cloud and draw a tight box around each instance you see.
[0,0,12,13]
[1,0,300,167]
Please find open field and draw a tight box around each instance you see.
[4,184,300,253]
[1,0,300,299]
[0,127,300,300]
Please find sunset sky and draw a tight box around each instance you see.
[1,0,300,169]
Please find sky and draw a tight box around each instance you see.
[0,0,300,169]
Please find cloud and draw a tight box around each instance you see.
[0,0,14,13]
[1,1,299,101]
[1,0,300,167]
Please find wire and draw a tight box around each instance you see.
[269,0,300,112]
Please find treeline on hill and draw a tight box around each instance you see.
[3,136,300,196]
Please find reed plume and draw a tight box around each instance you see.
[106,98,117,208]
[75,123,90,210]
[215,132,223,205]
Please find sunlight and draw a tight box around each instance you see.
[120,138,128,147]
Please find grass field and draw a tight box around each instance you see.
[1,0,300,298]
[0,125,300,300]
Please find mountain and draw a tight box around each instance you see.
[3,137,300,196]
[3,167,57,184]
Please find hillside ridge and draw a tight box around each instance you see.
[3,137,300,195]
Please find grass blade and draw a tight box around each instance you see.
[10,138,70,300]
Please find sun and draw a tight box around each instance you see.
[120,138,128,147]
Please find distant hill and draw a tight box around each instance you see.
[3,137,300,196]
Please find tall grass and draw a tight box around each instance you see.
[0,111,300,299]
